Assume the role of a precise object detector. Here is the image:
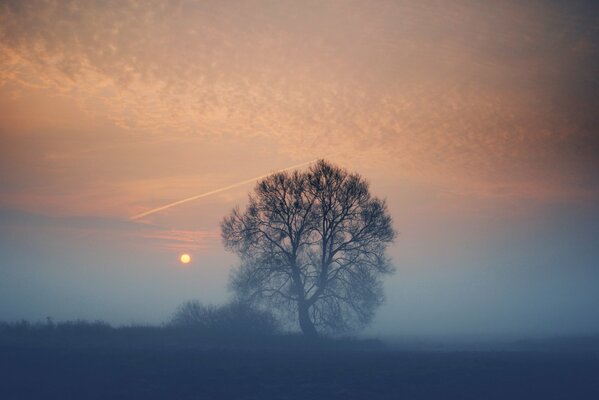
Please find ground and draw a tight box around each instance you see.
[2,344,598,399]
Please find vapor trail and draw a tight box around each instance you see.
[130,159,319,220]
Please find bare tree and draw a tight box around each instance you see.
[221,160,395,336]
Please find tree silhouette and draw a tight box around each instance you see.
[221,160,395,336]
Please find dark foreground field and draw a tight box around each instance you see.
[2,343,599,399]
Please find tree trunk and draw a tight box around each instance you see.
[298,300,317,338]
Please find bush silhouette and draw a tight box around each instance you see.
[169,300,279,337]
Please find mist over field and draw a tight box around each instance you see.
[1,0,598,398]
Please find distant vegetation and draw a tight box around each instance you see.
[169,300,280,336]
[0,300,382,350]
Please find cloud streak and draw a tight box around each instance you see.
[130,158,319,220]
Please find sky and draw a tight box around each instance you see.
[1,0,598,337]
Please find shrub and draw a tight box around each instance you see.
[169,300,279,336]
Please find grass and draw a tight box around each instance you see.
[1,320,599,399]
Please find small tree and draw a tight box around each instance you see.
[221,160,395,336]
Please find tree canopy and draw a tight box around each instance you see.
[221,160,395,336]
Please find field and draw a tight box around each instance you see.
[2,334,599,399]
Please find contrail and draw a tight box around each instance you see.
[130,158,319,220]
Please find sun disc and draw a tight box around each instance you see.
[180,253,191,264]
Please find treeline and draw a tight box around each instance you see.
[0,301,382,350]
[0,301,276,348]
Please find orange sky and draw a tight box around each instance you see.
[1,1,597,219]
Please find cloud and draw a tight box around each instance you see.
[0,207,163,232]
[0,0,597,203]
[0,207,220,252]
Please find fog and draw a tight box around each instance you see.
[1,0,598,341]
[2,193,598,340]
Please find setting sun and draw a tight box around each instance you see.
[179,254,191,264]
